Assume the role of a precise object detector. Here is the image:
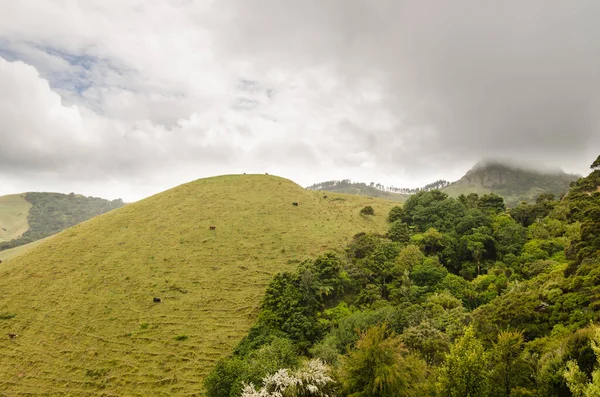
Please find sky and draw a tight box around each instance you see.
[0,0,599,202]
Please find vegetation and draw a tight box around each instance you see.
[206,156,600,397]
[307,180,410,202]
[0,194,31,242]
[0,174,395,396]
[360,205,375,216]
[443,161,578,207]
[0,192,124,252]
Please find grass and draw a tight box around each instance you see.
[0,174,395,396]
[0,194,31,243]
[0,237,49,262]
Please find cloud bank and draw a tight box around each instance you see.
[0,0,598,200]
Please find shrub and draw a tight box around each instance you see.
[360,206,375,216]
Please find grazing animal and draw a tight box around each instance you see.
[7,333,17,339]
[153,297,162,303]
[292,202,299,206]
[209,225,216,230]
[323,195,328,199]
[0,260,2,264]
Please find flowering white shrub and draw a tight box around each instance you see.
[241,359,335,397]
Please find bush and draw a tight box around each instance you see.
[360,206,375,216]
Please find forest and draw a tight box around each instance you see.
[205,155,600,397]
[0,192,124,251]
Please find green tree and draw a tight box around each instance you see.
[591,155,600,170]
[341,324,428,397]
[437,326,490,397]
[388,220,411,244]
[388,206,406,223]
[478,193,507,214]
[461,226,494,276]
[491,330,529,397]
[564,326,600,397]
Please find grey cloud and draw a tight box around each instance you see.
[211,0,600,173]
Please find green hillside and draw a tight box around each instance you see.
[307,180,410,202]
[0,238,48,262]
[0,174,395,396]
[0,194,31,243]
[0,192,125,252]
[443,161,578,206]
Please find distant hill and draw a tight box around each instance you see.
[442,161,579,206]
[0,194,31,243]
[307,179,450,202]
[307,180,410,202]
[0,192,124,253]
[0,174,395,395]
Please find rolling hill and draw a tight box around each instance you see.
[0,174,395,396]
[0,194,31,243]
[442,161,578,206]
[0,192,124,253]
[306,180,410,202]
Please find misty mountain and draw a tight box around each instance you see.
[442,161,579,206]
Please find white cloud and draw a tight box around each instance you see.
[0,0,598,201]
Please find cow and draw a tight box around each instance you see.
[323,195,328,199]
[7,333,17,339]
[209,225,216,230]
[153,297,162,303]
[292,202,299,206]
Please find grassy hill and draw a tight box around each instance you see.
[0,192,124,252]
[0,194,31,243]
[442,161,578,206]
[0,238,49,262]
[0,174,395,396]
[307,180,410,202]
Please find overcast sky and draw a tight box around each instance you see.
[0,0,599,201]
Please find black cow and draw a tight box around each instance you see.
[292,202,299,206]
[7,333,17,339]
[209,225,216,230]
[153,297,162,303]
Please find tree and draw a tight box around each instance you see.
[564,326,600,397]
[341,324,428,397]
[437,326,490,397]
[591,155,600,170]
[460,227,494,276]
[478,193,506,214]
[491,330,529,397]
[388,206,406,223]
[388,220,411,244]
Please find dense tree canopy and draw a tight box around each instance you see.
[205,154,600,397]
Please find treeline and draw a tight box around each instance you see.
[0,192,124,251]
[206,155,600,396]
[307,179,450,195]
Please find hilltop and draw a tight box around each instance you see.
[0,192,124,255]
[306,179,450,202]
[442,161,578,206]
[0,174,395,396]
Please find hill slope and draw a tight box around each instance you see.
[442,161,578,206]
[0,192,124,252]
[0,174,394,396]
[307,180,410,202]
[0,194,31,243]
